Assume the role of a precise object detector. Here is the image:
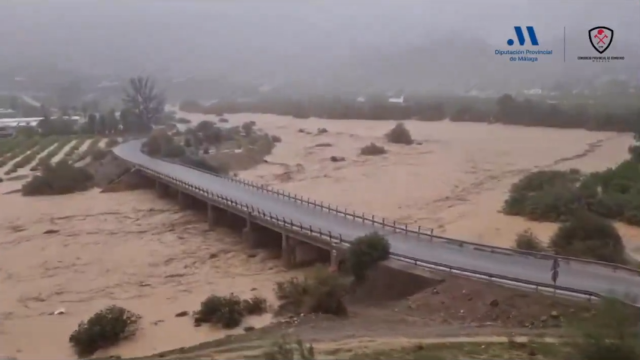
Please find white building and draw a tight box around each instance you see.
[388,95,405,104]
[0,117,43,138]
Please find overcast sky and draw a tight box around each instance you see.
[0,0,638,91]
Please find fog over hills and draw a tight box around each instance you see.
[0,0,638,98]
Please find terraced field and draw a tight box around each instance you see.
[73,137,104,164]
[33,136,78,170]
[0,136,106,176]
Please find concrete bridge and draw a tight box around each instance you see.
[154,177,346,270]
[112,139,640,305]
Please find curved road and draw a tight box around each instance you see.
[114,140,640,303]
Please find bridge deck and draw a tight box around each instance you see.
[114,140,640,302]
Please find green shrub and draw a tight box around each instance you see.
[162,143,186,158]
[183,137,192,148]
[15,126,39,139]
[195,294,245,329]
[175,117,192,124]
[549,211,625,264]
[104,138,120,148]
[241,121,255,136]
[274,266,349,316]
[195,120,216,134]
[568,297,640,360]
[21,160,94,196]
[241,295,268,315]
[513,229,546,252]
[263,335,315,360]
[179,156,229,175]
[68,305,141,357]
[91,148,108,161]
[348,232,390,282]
[385,123,413,145]
[360,142,387,156]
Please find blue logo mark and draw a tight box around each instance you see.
[495,26,552,62]
[507,26,539,46]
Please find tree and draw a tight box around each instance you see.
[549,211,626,264]
[105,109,120,134]
[122,76,166,128]
[97,114,107,135]
[348,232,390,282]
[86,114,97,135]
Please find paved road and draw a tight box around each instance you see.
[114,140,640,303]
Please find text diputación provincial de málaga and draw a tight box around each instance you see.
[495,49,553,56]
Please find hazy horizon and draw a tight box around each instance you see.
[1,0,639,96]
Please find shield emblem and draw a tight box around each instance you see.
[589,26,614,54]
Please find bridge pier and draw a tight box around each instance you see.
[281,233,295,268]
[207,203,223,229]
[178,191,190,209]
[155,180,168,197]
[330,247,345,272]
[242,213,258,247]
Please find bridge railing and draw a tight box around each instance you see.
[139,164,604,303]
[160,158,435,236]
[158,159,640,278]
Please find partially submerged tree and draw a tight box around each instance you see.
[122,76,166,130]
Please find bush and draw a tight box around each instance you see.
[241,295,268,315]
[179,155,229,175]
[21,160,94,196]
[568,297,640,360]
[348,232,390,282]
[195,294,245,329]
[104,138,119,148]
[241,121,255,136]
[143,130,174,157]
[271,135,282,143]
[15,126,39,139]
[68,305,141,357]
[183,137,192,148]
[549,211,625,264]
[360,142,387,156]
[513,229,546,252]
[162,143,186,158]
[263,335,315,360]
[385,123,413,145]
[274,266,349,316]
[90,148,108,161]
[195,120,216,134]
[175,117,192,124]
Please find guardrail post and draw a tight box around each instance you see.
[405,224,408,234]
[362,213,365,223]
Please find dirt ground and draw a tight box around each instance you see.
[124,271,592,360]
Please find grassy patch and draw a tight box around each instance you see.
[348,340,568,360]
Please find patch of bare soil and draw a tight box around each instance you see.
[127,270,589,360]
